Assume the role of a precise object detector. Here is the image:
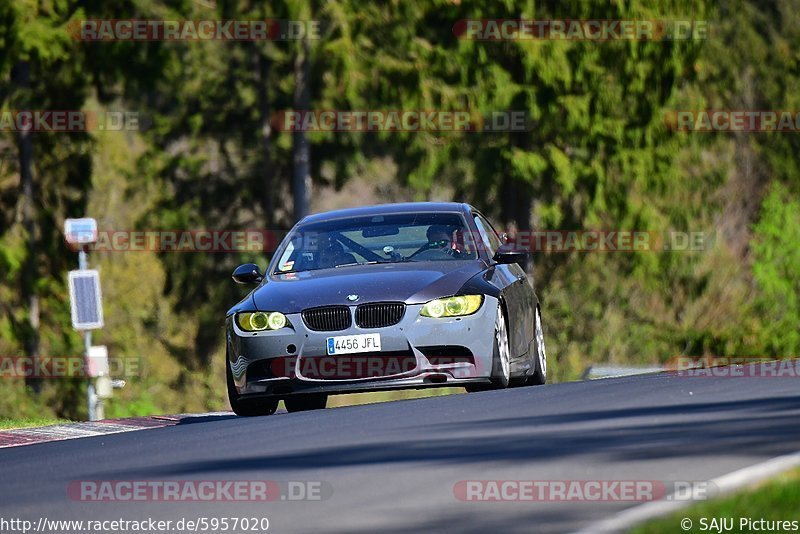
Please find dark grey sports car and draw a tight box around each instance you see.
[225,202,546,416]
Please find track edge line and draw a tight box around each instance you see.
[571,449,800,533]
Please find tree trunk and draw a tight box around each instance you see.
[15,60,41,393]
[502,175,533,272]
[257,52,274,228]
[292,37,311,222]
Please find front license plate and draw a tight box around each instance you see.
[326,333,381,355]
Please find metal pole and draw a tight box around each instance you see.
[78,249,99,421]
[85,331,96,421]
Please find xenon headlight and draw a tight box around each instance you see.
[236,311,289,331]
[420,295,483,318]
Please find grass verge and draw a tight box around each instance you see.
[632,468,800,533]
[0,417,71,430]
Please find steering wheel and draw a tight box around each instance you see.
[408,242,460,260]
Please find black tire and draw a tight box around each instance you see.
[466,304,510,392]
[226,357,279,417]
[526,307,547,386]
[284,394,328,413]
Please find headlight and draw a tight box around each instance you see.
[236,311,289,331]
[421,295,483,318]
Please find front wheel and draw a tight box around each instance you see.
[226,356,279,417]
[526,307,547,386]
[466,304,511,392]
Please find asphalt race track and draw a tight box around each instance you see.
[2,369,800,533]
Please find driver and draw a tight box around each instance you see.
[419,225,462,258]
[426,225,452,248]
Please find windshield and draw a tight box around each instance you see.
[273,212,478,274]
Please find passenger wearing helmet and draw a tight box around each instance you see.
[317,234,357,269]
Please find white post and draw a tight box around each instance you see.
[78,248,101,421]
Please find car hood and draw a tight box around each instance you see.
[251,260,487,313]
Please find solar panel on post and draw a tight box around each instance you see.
[68,270,104,330]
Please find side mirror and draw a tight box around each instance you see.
[232,263,264,284]
[493,249,527,265]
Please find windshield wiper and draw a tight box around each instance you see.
[334,260,385,268]
[278,259,402,274]
[336,257,413,268]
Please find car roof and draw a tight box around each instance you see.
[299,202,475,225]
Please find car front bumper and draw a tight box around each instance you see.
[226,296,498,398]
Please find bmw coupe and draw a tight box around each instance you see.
[225,202,546,416]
